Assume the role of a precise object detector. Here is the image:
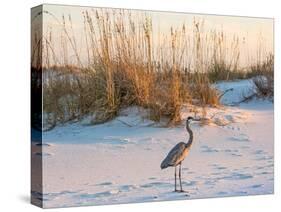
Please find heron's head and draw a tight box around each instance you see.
[186,116,194,124]
[186,116,201,125]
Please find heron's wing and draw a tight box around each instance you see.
[161,142,186,168]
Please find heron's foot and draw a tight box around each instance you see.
[174,189,179,192]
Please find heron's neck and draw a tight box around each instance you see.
[186,122,193,147]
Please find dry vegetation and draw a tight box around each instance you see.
[31,9,274,128]
[252,54,274,99]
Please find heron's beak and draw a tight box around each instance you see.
[193,118,202,121]
[193,117,208,122]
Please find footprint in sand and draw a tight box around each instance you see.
[255,155,273,161]
[235,191,248,195]
[78,190,120,199]
[216,191,228,196]
[231,153,242,157]
[215,166,227,170]
[200,145,220,153]
[248,184,263,189]
[148,177,157,180]
[95,182,113,186]
[182,180,197,187]
[254,150,266,154]
[223,172,253,180]
[228,134,250,142]
[256,171,273,176]
[119,184,139,192]
[204,179,217,186]
[140,182,171,188]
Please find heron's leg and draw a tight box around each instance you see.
[179,162,183,192]
[174,166,177,192]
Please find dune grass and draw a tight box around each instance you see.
[31,9,274,128]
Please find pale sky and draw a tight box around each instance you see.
[33,4,274,67]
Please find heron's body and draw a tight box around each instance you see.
[160,116,197,192]
[160,142,191,169]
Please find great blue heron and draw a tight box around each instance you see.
[160,116,200,192]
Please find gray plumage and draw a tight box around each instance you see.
[160,142,188,169]
[160,116,198,192]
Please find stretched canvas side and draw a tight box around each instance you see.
[31,5,43,208]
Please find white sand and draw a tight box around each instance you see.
[34,79,273,208]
